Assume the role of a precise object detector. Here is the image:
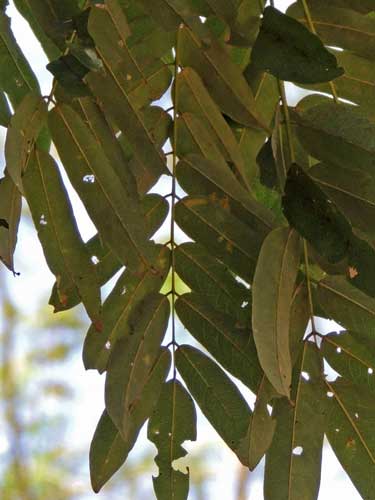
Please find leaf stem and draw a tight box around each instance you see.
[277,80,296,164]
[170,27,182,379]
[300,0,339,104]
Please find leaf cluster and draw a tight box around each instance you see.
[1,0,375,498]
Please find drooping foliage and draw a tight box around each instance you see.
[1,0,375,498]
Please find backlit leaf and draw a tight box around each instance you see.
[0,173,21,273]
[252,227,301,397]
[148,380,197,500]
[23,149,102,327]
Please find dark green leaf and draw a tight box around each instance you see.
[148,380,197,500]
[176,345,252,460]
[251,7,343,84]
[47,54,91,97]
[83,245,170,373]
[282,164,352,264]
[252,227,301,397]
[310,163,375,239]
[264,343,326,500]
[23,149,102,327]
[176,293,262,392]
[0,173,21,273]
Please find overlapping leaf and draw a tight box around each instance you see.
[252,227,301,397]
[105,293,170,438]
[175,345,253,463]
[176,293,262,392]
[49,103,157,271]
[83,245,170,373]
[23,149,102,327]
[175,195,262,282]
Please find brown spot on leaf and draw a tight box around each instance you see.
[348,266,359,279]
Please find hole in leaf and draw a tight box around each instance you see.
[355,412,359,419]
[121,286,127,295]
[292,446,303,456]
[335,428,340,433]
[368,367,373,375]
[301,371,310,381]
[83,174,95,183]
[39,214,47,226]
[326,391,334,398]
[241,301,248,308]
[105,341,111,350]
[336,347,342,353]
[91,255,100,265]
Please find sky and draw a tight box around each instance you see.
[0,1,363,499]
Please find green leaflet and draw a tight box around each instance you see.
[316,276,375,342]
[120,106,172,194]
[0,173,21,273]
[74,96,138,198]
[176,67,250,189]
[105,294,170,437]
[49,103,157,271]
[251,7,343,84]
[282,164,352,264]
[148,380,197,500]
[264,343,326,500]
[13,0,60,59]
[83,245,170,373]
[23,149,102,328]
[49,193,169,312]
[322,332,375,394]
[176,345,252,461]
[89,410,129,493]
[175,242,249,319]
[179,25,269,130]
[295,100,375,176]
[176,293,262,392]
[325,379,375,499]
[91,349,171,491]
[0,12,40,107]
[175,195,262,282]
[288,1,375,61]
[236,377,277,470]
[176,153,276,235]
[252,227,301,397]
[310,163,375,239]
[5,93,47,193]
[237,66,279,184]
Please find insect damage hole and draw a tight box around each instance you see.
[292,446,303,456]
[301,371,310,381]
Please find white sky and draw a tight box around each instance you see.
[1,1,363,499]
